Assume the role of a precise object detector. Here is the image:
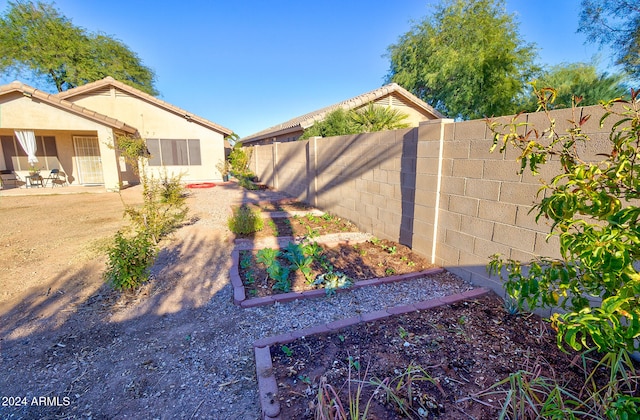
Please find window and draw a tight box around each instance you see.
[146,139,201,166]
[1,135,59,170]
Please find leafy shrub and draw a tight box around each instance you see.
[299,103,409,140]
[104,231,157,290]
[487,87,640,417]
[123,172,188,244]
[228,205,264,235]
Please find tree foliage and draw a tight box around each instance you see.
[299,104,409,140]
[488,88,640,356]
[386,0,537,120]
[519,62,629,112]
[0,0,157,94]
[578,0,640,80]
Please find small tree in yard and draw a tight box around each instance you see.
[104,136,188,290]
[487,88,640,416]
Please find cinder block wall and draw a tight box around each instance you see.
[247,105,613,295]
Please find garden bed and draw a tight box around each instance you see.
[232,208,359,240]
[237,238,434,299]
[268,292,595,419]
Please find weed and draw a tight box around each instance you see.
[298,374,311,385]
[315,360,380,420]
[281,345,293,357]
[398,326,409,340]
[385,267,396,276]
[305,225,320,238]
[267,219,279,236]
[503,296,520,316]
[321,213,333,221]
[347,356,361,372]
[338,334,345,343]
[371,362,443,417]
[407,260,416,267]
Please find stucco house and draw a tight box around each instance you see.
[0,77,232,190]
[238,83,443,146]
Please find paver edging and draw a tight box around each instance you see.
[253,287,491,419]
[232,260,445,308]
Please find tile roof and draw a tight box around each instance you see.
[239,83,444,144]
[0,81,138,134]
[56,77,233,136]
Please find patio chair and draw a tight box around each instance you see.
[43,168,65,187]
[0,170,19,189]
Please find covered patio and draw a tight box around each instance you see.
[0,82,139,191]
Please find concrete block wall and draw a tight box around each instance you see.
[247,104,614,296]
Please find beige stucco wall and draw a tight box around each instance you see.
[66,88,226,182]
[0,93,121,188]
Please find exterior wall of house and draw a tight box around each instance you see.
[66,88,226,182]
[248,104,614,297]
[0,93,121,188]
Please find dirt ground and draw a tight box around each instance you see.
[0,185,264,419]
[271,292,590,419]
[2,185,617,419]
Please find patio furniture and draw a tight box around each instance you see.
[26,173,43,188]
[43,168,64,187]
[0,170,19,188]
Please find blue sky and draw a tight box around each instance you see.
[0,0,613,137]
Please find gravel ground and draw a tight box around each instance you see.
[182,184,474,418]
[1,183,474,419]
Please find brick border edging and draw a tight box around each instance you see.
[253,287,491,420]
[231,259,446,307]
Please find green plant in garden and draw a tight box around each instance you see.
[104,231,157,290]
[281,345,293,357]
[315,271,352,296]
[267,219,279,236]
[240,251,252,269]
[255,248,291,292]
[487,87,640,416]
[228,205,264,235]
[283,242,314,284]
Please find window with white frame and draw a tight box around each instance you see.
[146,139,201,166]
[1,135,59,170]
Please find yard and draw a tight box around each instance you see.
[0,184,606,419]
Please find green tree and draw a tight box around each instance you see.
[579,0,640,80]
[488,88,640,415]
[299,108,354,140]
[299,104,410,140]
[519,62,629,112]
[349,103,410,133]
[0,1,157,94]
[386,0,538,120]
